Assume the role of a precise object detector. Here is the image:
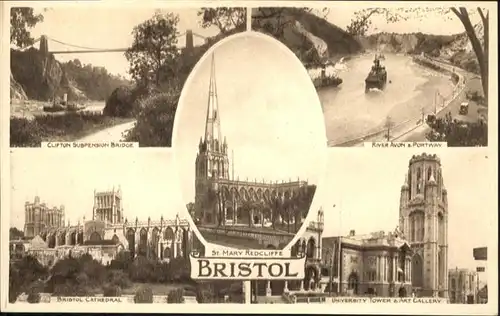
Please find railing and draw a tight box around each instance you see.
[329,55,466,146]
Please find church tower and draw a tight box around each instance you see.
[93,186,124,224]
[194,54,230,225]
[399,153,448,298]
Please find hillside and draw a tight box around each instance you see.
[10,48,131,103]
[252,8,482,74]
[357,23,484,74]
[252,8,363,66]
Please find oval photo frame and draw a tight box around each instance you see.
[172,31,328,254]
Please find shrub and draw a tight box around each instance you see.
[27,281,44,304]
[103,86,135,117]
[106,269,132,289]
[134,286,153,303]
[426,112,488,146]
[103,284,122,297]
[167,288,185,303]
[10,117,44,147]
[124,91,179,147]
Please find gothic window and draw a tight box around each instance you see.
[366,270,376,282]
[416,168,422,194]
[427,167,432,180]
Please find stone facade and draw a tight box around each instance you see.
[250,208,325,300]
[448,268,478,303]
[24,196,65,238]
[322,230,413,297]
[193,54,315,239]
[13,189,202,266]
[399,153,449,298]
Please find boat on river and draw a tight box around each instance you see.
[365,56,387,93]
[313,64,343,90]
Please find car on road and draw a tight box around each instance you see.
[459,102,469,115]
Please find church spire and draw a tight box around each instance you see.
[204,53,222,149]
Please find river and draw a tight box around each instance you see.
[317,53,456,145]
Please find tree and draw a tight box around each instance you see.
[123,90,180,147]
[167,288,185,303]
[450,7,489,103]
[426,112,487,146]
[125,12,180,90]
[134,286,153,303]
[10,227,24,240]
[345,7,489,101]
[198,8,246,34]
[9,255,48,302]
[10,7,44,48]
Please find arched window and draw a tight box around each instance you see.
[416,168,422,194]
[427,167,432,180]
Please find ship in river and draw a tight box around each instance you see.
[43,93,87,113]
[313,63,343,90]
[365,55,387,93]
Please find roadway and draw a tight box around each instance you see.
[394,72,484,142]
[76,120,136,142]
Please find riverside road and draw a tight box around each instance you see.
[320,53,456,146]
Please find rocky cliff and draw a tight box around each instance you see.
[361,23,484,74]
[253,8,483,74]
[10,48,87,102]
[252,8,362,66]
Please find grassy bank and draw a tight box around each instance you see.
[10,111,135,147]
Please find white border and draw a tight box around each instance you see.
[1,1,498,314]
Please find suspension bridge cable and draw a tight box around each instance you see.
[47,37,108,51]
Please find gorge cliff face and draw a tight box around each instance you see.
[360,23,484,74]
[252,8,363,65]
[10,48,87,102]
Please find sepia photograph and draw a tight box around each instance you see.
[8,150,245,304]
[252,6,489,147]
[248,149,493,304]
[173,32,328,250]
[9,7,246,147]
[2,0,497,313]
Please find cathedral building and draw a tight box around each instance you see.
[24,197,65,238]
[11,188,198,266]
[193,54,316,243]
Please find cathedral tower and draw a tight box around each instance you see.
[399,153,448,298]
[93,187,124,224]
[194,54,230,225]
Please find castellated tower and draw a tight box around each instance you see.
[399,153,448,298]
[194,54,230,225]
[24,196,65,238]
[93,186,124,224]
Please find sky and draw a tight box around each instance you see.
[10,149,186,230]
[323,5,483,35]
[24,7,222,77]
[319,148,496,272]
[173,33,328,205]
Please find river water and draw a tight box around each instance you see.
[317,53,455,145]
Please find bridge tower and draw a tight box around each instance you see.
[185,29,194,55]
[399,153,448,298]
[39,35,49,56]
[194,54,230,225]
